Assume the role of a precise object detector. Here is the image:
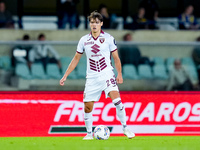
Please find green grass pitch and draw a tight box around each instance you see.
[1,136,200,150]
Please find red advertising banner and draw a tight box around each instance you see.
[0,91,200,137]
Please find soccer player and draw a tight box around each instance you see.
[60,11,135,140]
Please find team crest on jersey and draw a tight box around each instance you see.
[99,38,105,43]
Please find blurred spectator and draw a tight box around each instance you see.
[98,4,118,29]
[178,5,199,30]
[11,34,32,67]
[132,7,149,30]
[0,1,14,28]
[29,33,61,71]
[166,59,198,91]
[119,33,153,69]
[192,36,200,82]
[57,0,80,29]
[139,0,159,29]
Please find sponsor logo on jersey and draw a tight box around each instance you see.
[99,38,105,44]
[91,44,100,54]
[84,41,94,46]
[87,37,92,41]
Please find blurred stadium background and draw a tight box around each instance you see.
[0,0,200,91]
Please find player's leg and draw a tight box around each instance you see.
[83,101,94,140]
[108,91,127,128]
[104,71,128,129]
[108,91,135,139]
[83,77,102,140]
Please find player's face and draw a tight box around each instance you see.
[89,18,103,33]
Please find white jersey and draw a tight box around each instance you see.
[77,30,117,78]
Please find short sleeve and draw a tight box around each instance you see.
[77,37,84,54]
[109,36,117,52]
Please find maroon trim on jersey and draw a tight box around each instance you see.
[89,58,95,62]
[100,62,106,66]
[99,57,105,62]
[90,64,96,69]
[101,30,104,34]
[76,51,84,54]
[92,36,98,41]
[90,68,97,71]
[89,57,107,72]
[90,63,96,67]
[111,49,117,53]
[89,30,105,41]
[101,64,107,70]
[100,59,105,65]
[90,61,96,66]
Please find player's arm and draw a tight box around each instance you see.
[112,50,123,84]
[60,52,82,86]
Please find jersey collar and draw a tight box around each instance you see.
[89,30,104,41]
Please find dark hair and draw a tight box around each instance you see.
[123,33,132,41]
[174,59,181,65]
[38,33,45,40]
[185,5,194,11]
[98,4,107,11]
[23,34,30,40]
[0,1,5,4]
[88,11,103,22]
[196,36,200,42]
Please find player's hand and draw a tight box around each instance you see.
[60,76,67,86]
[116,73,123,84]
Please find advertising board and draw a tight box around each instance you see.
[0,91,199,137]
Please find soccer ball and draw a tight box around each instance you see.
[94,125,110,140]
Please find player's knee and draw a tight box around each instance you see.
[84,102,94,113]
[109,91,120,100]
[84,105,93,113]
[84,107,92,113]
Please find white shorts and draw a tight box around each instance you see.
[83,70,119,102]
